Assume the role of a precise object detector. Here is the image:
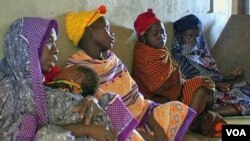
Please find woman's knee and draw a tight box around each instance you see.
[196,87,214,110]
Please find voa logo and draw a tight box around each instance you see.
[226,129,246,136]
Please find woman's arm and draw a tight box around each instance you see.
[146,112,169,141]
[59,123,117,141]
[222,67,244,84]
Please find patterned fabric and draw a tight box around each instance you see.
[35,89,113,141]
[0,17,57,141]
[172,14,221,81]
[67,49,196,141]
[46,80,83,95]
[172,14,250,115]
[132,42,204,107]
[153,101,196,141]
[132,42,176,97]
[105,95,138,141]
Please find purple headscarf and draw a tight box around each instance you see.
[0,17,58,141]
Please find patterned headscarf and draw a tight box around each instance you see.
[65,5,107,46]
[0,17,58,141]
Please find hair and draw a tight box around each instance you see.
[77,66,100,97]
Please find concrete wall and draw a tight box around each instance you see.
[0,0,232,72]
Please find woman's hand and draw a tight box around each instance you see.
[60,123,117,141]
[230,67,244,77]
[201,77,216,92]
[89,123,117,141]
[73,95,103,125]
[216,83,231,92]
[223,66,244,83]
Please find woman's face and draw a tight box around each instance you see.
[90,17,115,51]
[144,22,167,49]
[180,28,200,47]
[41,28,59,72]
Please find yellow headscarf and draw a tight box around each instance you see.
[65,5,107,46]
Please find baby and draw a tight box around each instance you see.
[40,64,134,141]
[36,65,114,141]
[46,64,99,97]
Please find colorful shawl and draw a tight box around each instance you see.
[132,42,204,106]
[0,17,58,141]
[67,49,196,141]
[172,14,250,115]
[132,42,177,99]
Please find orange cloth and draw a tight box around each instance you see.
[132,42,203,106]
[132,42,176,96]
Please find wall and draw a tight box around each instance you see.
[0,0,231,72]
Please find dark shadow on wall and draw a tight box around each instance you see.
[211,15,250,80]
[110,24,134,72]
[164,22,174,50]
[54,14,81,67]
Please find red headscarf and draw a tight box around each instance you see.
[134,9,160,38]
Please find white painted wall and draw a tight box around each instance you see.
[0,0,231,71]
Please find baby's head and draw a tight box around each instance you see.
[134,9,167,49]
[52,64,99,97]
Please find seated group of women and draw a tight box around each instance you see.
[1,4,250,141]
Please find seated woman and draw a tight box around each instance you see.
[172,14,250,116]
[131,9,226,137]
[65,5,196,141]
[0,17,115,141]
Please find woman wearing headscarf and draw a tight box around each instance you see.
[131,9,228,137]
[0,17,59,141]
[0,17,116,141]
[65,5,196,141]
[172,14,250,116]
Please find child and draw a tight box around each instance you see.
[46,64,99,97]
[132,9,226,137]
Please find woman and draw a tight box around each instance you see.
[172,14,250,116]
[0,17,115,141]
[131,9,226,137]
[65,5,196,141]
